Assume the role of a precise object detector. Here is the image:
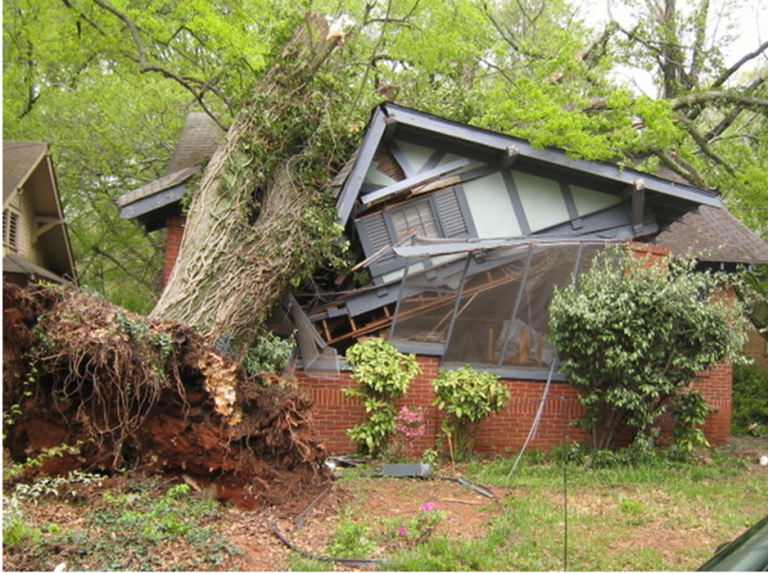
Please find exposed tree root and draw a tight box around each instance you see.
[3,281,332,511]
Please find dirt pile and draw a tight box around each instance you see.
[3,281,332,511]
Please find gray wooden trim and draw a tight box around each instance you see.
[502,170,531,235]
[388,140,416,177]
[559,181,583,230]
[361,158,470,206]
[336,107,390,225]
[423,149,446,172]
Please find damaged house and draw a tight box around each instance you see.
[120,104,768,454]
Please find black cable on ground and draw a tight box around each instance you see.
[267,519,384,568]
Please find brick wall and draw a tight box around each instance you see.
[162,216,186,287]
[294,356,732,456]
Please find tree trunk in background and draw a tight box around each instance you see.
[151,12,343,358]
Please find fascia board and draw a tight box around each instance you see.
[336,106,392,225]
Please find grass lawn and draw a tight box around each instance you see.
[4,437,767,571]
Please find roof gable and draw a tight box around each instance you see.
[336,103,722,227]
[3,141,76,282]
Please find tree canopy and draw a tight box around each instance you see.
[4,0,767,313]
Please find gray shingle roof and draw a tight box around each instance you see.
[3,141,48,205]
[653,205,768,264]
[164,112,223,175]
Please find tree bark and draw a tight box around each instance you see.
[151,12,345,358]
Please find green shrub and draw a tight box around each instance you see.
[549,244,751,450]
[343,338,420,456]
[433,365,510,461]
[243,332,295,377]
[732,363,768,435]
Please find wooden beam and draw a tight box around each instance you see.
[361,158,469,206]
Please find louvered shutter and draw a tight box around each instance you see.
[434,188,469,238]
[355,212,399,277]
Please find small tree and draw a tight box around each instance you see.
[342,338,421,456]
[433,365,510,461]
[549,244,751,451]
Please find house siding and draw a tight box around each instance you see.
[294,356,731,455]
[5,190,44,267]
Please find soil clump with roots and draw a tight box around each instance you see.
[3,281,332,512]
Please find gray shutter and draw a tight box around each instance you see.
[355,212,398,277]
[434,188,468,238]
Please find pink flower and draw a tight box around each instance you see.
[421,502,440,512]
[397,526,409,536]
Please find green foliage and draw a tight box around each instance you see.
[670,388,712,458]
[732,363,768,435]
[328,512,377,559]
[383,502,447,547]
[432,365,510,461]
[343,338,421,456]
[243,332,296,377]
[549,243,752,449]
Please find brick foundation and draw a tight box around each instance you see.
[294,356,732,456]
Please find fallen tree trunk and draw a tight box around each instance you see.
[150,12,350,359]
[4,282,331,511]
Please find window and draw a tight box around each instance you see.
[3,208,20,251]
[355,187,473,280]
[391,200,439,240]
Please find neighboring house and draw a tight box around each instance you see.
[117,112,223,286]
[3,141,76,286]
[120,104,768,454]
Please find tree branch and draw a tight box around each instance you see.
[671,90,768,111]
[650,146,709,189]
[90,0,228,131]
[678,118,736,177]
[709,39,768,90]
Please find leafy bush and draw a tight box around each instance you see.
[549,244,751,450]
[433,365,510,461]
[732,363,768,435]
[243,332,296,377]
[343,338,421,456]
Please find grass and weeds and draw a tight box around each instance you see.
[3,437,766,571]
[3,473,243,571]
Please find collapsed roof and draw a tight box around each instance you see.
[289,103,768,375]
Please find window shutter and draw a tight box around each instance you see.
[434,188,468,238]
[356,212,398,276]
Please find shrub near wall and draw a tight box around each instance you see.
[295,355,733,456]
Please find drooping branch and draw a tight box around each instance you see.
[678,118,736,177]
[650,146,709,189]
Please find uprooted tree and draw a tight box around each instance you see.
[3,281,330,511]
[2,14,355,510]
[150,12,354,358]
